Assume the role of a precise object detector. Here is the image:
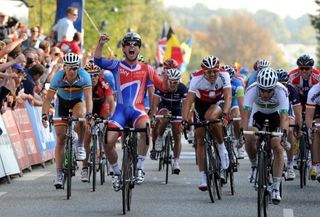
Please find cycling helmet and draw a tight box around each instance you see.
[220,65,236,78]
[163,58,178,69]
[84,60,101,73]
[256,67,278,89]
[296,54,314,67]
[240,66,249,76]
[276,69,289,83]
[166,68,182,80]
[257,59,271,71]
[62,52,80,66]
[201,56,220,69]
[121,32,142,47]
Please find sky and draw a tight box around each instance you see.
[163,0,318,19]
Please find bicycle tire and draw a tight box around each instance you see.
[122,147,129,215]
[257,150,267,217]
[204,138,215,203]
[66,137,72,200]
[98,131,106,185]
[299,135,306,189]
[165,134,172,184]
[213,145,222,200]
[92,134,98,192]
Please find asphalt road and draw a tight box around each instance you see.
[0,140,319,217]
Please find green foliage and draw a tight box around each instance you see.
[310,0,320,65]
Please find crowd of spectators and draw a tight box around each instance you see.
[0,7,85,135]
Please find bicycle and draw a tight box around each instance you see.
[184,119,222,203]
[243,120,283,217]
[154,114,182,184]
[49,112,85,200]
[222,117,241,195]
[88,116,108,192]
[106,123,149,215]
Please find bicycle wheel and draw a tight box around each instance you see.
[204,140,216,203]
[92,134,98,192]
[165,134,172,184]
[257,151,267,217]
[299,135,306,189]
[66,138,72,200]
[98,131,106,185]
[213,145,222,200]
[122,147,129,215]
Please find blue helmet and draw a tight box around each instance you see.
[276,69,289,83]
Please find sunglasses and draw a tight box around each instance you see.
[299,66,312,71]
[124,41,140,47]
[90,73,99,78]
[259,88,274,93]
[68,66,79,71]
[54,53,60,56]
[169,80,179,85]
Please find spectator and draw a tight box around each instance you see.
[50,7,78,43]
[0,12,8,40]
[58,32,81,55]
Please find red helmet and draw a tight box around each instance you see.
[163,58,178,69]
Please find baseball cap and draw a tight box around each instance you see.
[12,63,25,72]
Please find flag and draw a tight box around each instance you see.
[180,37,192,73]
[164,27,183,66]
[155,22,167,64]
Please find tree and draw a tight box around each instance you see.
[205,13,283,69]
[310,0,320,66]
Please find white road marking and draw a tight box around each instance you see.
[0,192,7,197]
[16,171,51,181]
[283,209,294,217]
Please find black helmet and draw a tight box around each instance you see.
[121,32,142,47]
[296,54,314,67]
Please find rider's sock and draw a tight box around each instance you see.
[272,177,282,190]
[137,155,146,170]
[56,168,63,176]
[111,163,121,175]
[287,160,293,168]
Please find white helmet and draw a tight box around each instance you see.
[201,55,220,69]
[166,68,181,80]
[257,59,271,71]
[62,53,80,66]
[256,67,278,89]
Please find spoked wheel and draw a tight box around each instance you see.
[204,142,217,203]
[98,131,106,185]
[164,134,172,184]
[213,147,222,200]
[257,152,267,217]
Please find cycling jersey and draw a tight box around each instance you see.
[246,70,258,87]
[231,77,244,109]
[287,83,301,117]
[94,57,164,127]
[289,68,320,105]
[103,70,115,92]
[48,67,92,101]
[154,83,188,108]
[189,69,231,103]
[306,82,320,107]
[244,82,289,114]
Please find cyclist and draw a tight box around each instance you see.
[306,81,320,182]
[94,32,168,191]
[182,55,231,191]
[150,58,179,160]
[80,60,115,182]
[221,65,245,158]
[289,54,320,178]
[150,68,188,174]
[277,69,302,180]
[246,59,271,87]
[242,67,289,204]
[41,52,93,188]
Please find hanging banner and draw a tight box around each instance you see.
[2,109,30,170]
[13,102,42,166]
[0,115,21,178]
[25,102,55,162]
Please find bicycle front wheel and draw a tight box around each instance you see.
[122,147,131,214]
[66,138,72,200]
[92,135,98,192]
[165,134,172,184]
[204,141,216,203]
[257,151,267,217]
